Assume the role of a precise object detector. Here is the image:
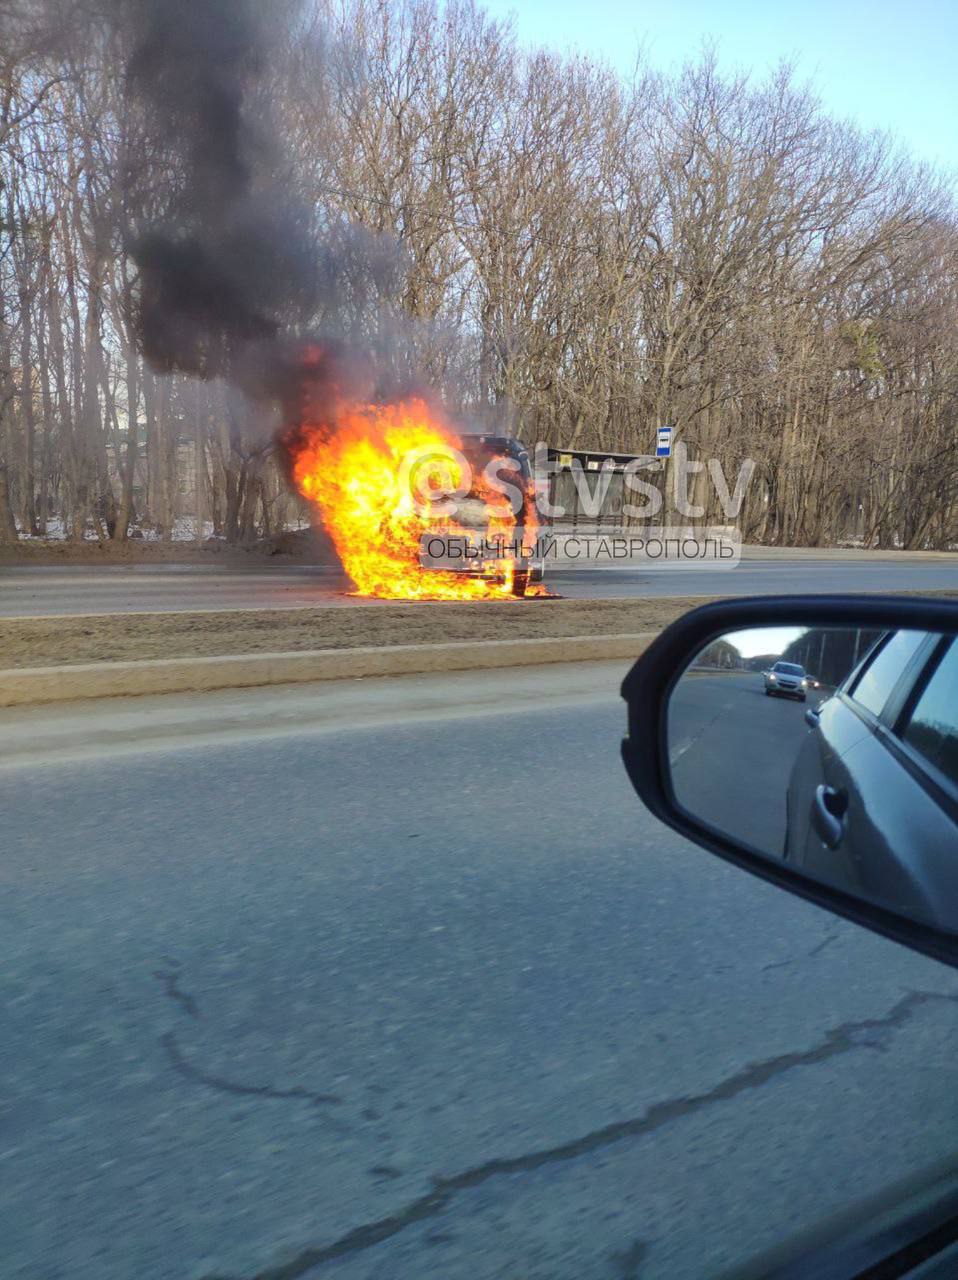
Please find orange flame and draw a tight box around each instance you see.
[285,395,545,600]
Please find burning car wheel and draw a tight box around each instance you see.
[512,571,530,598]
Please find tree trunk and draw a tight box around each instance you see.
[0,463,20,543]
[114,348,139,541]
[18,293,37,534]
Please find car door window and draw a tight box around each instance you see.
[901,640,958,788]
[850,630,926,716]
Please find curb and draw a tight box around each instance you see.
[0,633,657,707]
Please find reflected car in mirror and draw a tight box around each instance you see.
[620,596,958,968]
[763,660,808,700]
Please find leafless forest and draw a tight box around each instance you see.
[2,0,957,548]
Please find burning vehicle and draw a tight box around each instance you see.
[100,0,552,606]
[432,433,545,598]
[281,353,548,600]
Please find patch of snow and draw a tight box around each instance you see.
[16,516,99,541]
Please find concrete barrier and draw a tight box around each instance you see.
[0,633,657,707]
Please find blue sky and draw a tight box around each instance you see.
[480,0,958,175]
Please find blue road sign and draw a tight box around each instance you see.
[656,426,673,458]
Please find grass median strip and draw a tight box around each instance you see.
[3,589,956,674]
[1,597,718,669]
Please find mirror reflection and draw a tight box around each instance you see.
[668,624,958,930]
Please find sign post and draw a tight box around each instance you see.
[656,425,674,525]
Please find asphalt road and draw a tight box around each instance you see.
[669,670,812,854]
[3,665,958,1280]
[2,554,958,615]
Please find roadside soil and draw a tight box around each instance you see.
[1,596,716,668]
[0,528,336,566]
[3,590,956,671]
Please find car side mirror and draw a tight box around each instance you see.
[621,595,958,968]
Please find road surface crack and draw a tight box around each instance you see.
[154,965,342,1109]
[200,987,958,1280]
[761,926,843,972]
[161,1032,342,1107]
[155,960,201,1019]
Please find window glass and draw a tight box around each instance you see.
[902,640,958,787]
[773,662,804,676]
[850,630,925,716]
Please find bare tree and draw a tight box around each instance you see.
[0,1,956,549]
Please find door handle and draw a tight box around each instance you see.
[812,785,848,850]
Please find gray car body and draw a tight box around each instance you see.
[785,636,958,930]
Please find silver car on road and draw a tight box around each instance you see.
[764,660,808,700]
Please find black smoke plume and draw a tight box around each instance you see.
[119,0,319,384]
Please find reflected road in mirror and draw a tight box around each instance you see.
[669,665,811,856]
[666,625,958,933]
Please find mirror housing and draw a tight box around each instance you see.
[621,594,958,969]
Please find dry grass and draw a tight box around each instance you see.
[4,589,956,670]
[1,597,716,668]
